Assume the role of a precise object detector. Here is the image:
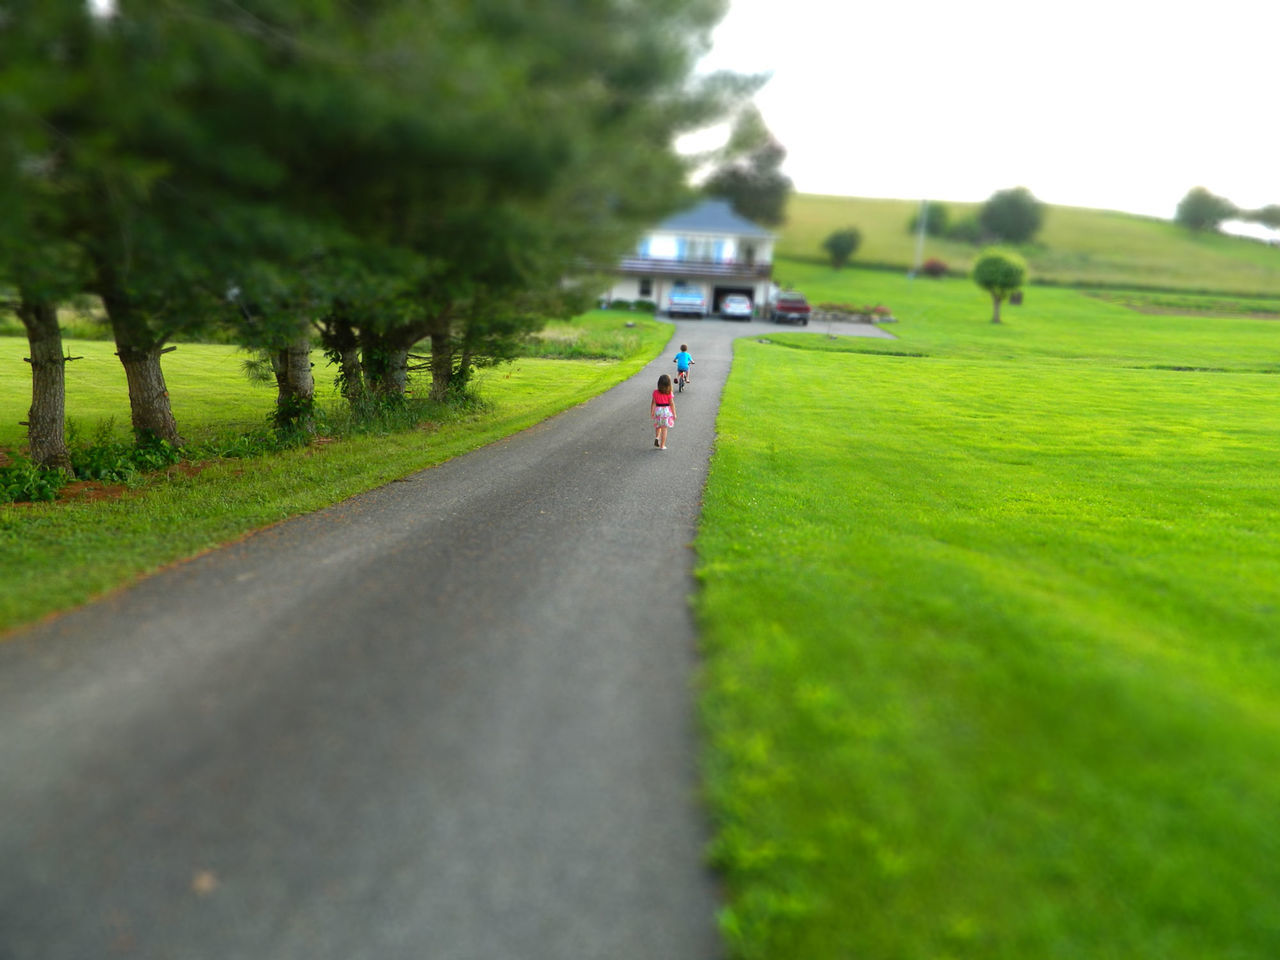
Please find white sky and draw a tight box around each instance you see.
[691,0,1276,222]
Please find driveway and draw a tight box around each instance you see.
[0,317,891,960]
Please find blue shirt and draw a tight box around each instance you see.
[674,351,692,371]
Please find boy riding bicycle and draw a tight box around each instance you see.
[673,344,694,387]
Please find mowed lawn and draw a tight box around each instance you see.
[697,271,1280,958]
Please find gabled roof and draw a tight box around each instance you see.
[654,198,773,238]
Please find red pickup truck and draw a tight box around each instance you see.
[770,291,811,325]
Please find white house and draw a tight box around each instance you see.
[602,199,775,316]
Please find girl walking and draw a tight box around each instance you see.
[651,374,676,449]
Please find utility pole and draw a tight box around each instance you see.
[908,198,928,283]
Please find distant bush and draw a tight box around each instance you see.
[920,258,948,277]
[1175,187,1237,232]
[980,187,1045,243]
[633,299,657,313]
[822,227,862,268]
[607,299,634,311]
[907,202,950,237]
[945,216,984,244]
[1243,204,1280,229]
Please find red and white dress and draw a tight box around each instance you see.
[652,389,674,428]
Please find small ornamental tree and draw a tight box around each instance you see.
[822,227,862,268]
[979,187,1045,243]
[1175,187,1237,232]
[972,248,1027,324]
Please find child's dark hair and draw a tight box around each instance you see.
[657,374,672,393]
[680,344,687,351]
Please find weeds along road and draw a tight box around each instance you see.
[0,316,891,960]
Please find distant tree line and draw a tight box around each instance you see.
[907,188,1047,246]
[0,0,749,469]
[701,106,793,227]
[1175,187,1280,233]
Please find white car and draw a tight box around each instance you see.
[719,294,753,321]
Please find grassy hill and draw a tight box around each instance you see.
[779,193,1280,296]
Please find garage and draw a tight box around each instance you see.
[713,285,754,318]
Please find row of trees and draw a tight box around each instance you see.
[1174,187,1280,233]
[908,188,1047,246]
[817,188,1046,270]
[1,0,754,469]
[913,186,1278,240]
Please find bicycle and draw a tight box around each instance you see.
[673,359,692,391]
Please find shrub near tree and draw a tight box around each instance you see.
[980,187,1046,243]
[822,228,862,268]
[907,201,950,237]
[945,215,985,244]
[972,248,1027,323]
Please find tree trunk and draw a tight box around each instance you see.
[991,295,1003,324]
[115,343,182,444]
[339,344,363,402]
[430,327,453,402]
[371,347,408,397]
[96,262,183,445]
[456,341,475,390]
[326,313,364,402]
[272,337,316,431]
[16,297,72,471]
[360,332,408,398]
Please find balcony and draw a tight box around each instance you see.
[618,256,772,279]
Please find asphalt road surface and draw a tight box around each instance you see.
[0,317,892,960]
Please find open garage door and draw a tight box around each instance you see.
[713,285,754,319]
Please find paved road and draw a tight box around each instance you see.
[0,317,891,960]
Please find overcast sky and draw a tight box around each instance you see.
[691,0,1275,224]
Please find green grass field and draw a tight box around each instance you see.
[696,269,1280,958]
[0,310,670,631]
[779,193,1280,295]
[7,193,1280,956]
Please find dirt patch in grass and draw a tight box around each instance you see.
[58,479,129,503]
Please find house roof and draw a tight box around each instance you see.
[655,199,774,238]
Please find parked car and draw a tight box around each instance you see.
[770,291,811,325]
[719,294,753,321]
[666,286,708,318]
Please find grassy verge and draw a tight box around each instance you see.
[697,283,1280,957]
[523,307,663,359]
[0,312,670,633]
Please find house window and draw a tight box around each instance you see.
[686,237,714,261]
[639,278,652,297]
